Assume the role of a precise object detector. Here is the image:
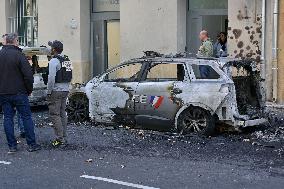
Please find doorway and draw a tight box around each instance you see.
[107,20,120,69]
[187,0,228,55]
[92,17,120,77]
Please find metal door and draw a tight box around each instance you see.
[134,63,187,127]
[107,20,120,69]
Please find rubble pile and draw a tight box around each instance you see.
[257,109,284,142]
[252,128,284,143]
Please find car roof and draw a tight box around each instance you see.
[119,56,240,68]
[122,57,219,65]
[21,47,51,56]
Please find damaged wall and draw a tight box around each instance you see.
[120,0,187,62]
[227,0,263,63]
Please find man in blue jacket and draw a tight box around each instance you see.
[0,33,41,153]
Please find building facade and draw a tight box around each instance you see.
[0,0,284,105]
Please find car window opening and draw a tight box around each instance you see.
[192,64,220,80]
[104,63,142,82]
[145,63,185,82]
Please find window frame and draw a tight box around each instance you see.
[140,62,190,83]
[188,63,224,82]
[8,0,38,46]
[101,62,144,82]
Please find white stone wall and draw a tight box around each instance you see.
[0,0,7,37]
[120,0,187,62]
[38,0,91,83]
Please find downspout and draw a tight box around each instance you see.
[272,0,279,102]
[261,0,266,94]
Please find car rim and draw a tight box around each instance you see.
[181,108,207,134]
[67,94,89,123]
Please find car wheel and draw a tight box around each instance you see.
[177,107,216,136]
[66,92,89,123]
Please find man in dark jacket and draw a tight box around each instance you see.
[0,33,41,153]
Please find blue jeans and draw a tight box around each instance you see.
[0,94,36,148]
[199,65,210,79]
[17,111,25,134]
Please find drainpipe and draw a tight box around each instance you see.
[261,0,266,102]
[272,0,279,102]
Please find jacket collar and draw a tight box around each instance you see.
[2,45,23,52]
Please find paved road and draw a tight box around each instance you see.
[0,111,283,189]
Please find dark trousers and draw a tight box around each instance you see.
[0,94,36,148]
[47,91,69,141]
[199,65,210,79]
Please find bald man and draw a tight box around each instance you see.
[197,30,213,78]
[197,30,213,57]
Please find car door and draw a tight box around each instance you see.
[134,62,189,127]
[177,62,230,114]
[89,62,144,123]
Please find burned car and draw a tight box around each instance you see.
[22,47,50,106]
[68,55,267,135]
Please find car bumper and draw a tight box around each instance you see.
[236,118,268,127]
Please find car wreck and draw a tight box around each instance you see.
[21,47,50,106]
[67,53,267,135]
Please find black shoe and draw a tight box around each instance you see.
[8,147,17,154]
[27,144,41,152]
[19,132,26,138]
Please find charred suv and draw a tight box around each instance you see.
[22,47,50,106]
[70,56,267,135]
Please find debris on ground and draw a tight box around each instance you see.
[85,159,93,163]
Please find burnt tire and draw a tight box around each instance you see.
[66,92,89,123]
[177,107,216,136]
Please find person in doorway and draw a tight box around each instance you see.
[0,33,41,153]
[197,30,213,78]
[214,32,228,58]
[47,40,72,147]
[197,30,213,58]
[2,33,25,138]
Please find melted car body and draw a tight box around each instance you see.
[22,47,50,106]
[85,56,267,132]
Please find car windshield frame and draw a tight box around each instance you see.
[101,61,146,82]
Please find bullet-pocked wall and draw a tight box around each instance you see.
[227,0,263,62]
[120,0,187,62]
[37,0,91,83]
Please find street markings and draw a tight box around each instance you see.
[0,161,11,165]
[80,175,160,189]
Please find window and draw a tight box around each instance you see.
[104,63,142,82]
[145,63,185,82]
[8,0,38,46]
[192,64,220,79]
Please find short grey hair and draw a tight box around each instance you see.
[5,33,18,44]
[200,30,209,37]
